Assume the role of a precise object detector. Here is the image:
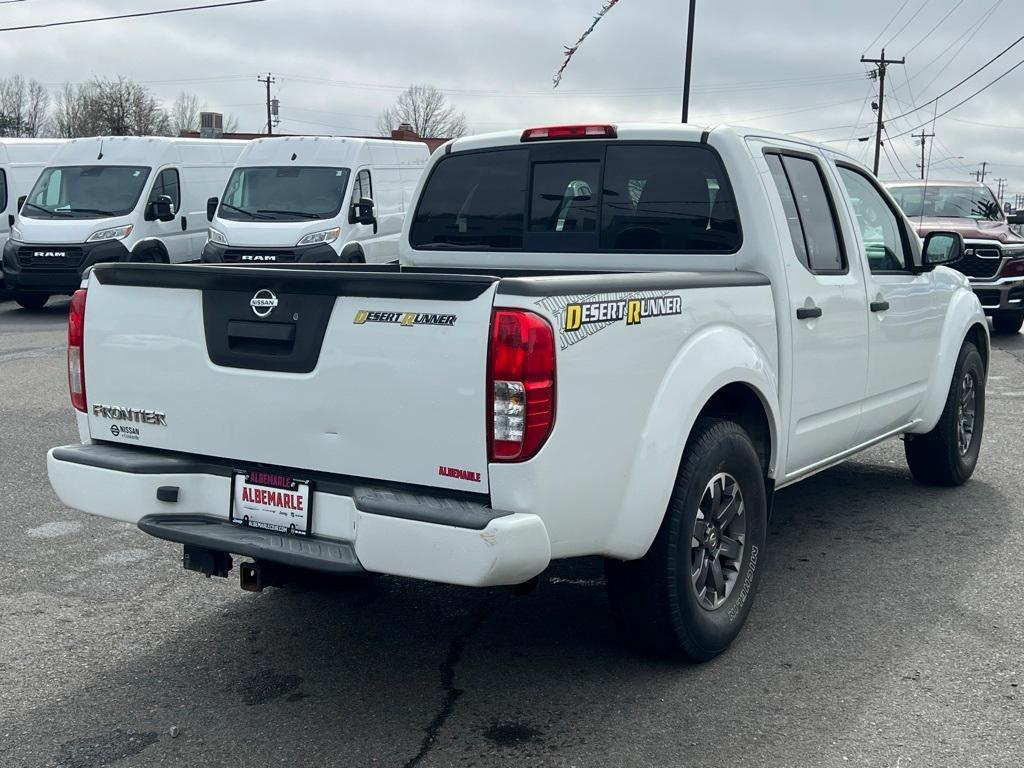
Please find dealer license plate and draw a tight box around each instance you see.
[230,470,312,536]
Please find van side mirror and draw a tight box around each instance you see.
[353,197,377,231]
[17,195,26,211]
[7,214,13,227]
[922,231,964,268]
[147,195,175,222]
[207,197,219,222]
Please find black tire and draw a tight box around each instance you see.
[130,248,164,264]
[991,311,1024,335]
[605,418,767,662]
[14,292,49,310]
[904,340,985,486]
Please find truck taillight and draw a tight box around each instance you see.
[488,309,556,462]
[68,289,87,412]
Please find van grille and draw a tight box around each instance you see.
[18,246,84,268]
[222,249,297,263]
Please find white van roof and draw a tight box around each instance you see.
[47,136,249,168]
[234,136,429,168]
[0,138,67,166]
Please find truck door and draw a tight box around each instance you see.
[762,149,870,477]
[833,163,944,440]
[143,167,189,262]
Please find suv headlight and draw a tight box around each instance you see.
[208,227,228,245]
[9,224,23,243]
[86,224,134,243]
[296,227,340,247]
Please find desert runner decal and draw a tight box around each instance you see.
[353,310,457,327]
[535,291,683,350]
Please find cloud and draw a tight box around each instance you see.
[0,0,1021,192]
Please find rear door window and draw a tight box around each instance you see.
[410,142,740,253]
[765,152,845,273]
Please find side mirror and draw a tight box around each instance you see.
[922,230,964,268]
[16,195,26,211]
[354,197,376,226]
[1008,212,1024,225]
[207,197,219,222]
[148,195,175,222]
[7,214,13,227]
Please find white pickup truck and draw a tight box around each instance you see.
[48,123,988,662]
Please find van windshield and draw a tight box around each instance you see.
[22,165,151,219]
[889,184,1003,221]
[219,166,351,221]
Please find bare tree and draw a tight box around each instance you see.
[0,75,51,137]
[170,90,201,135]
[54,77,172,138]
[377,84,467,138]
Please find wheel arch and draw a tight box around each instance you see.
[340,242,365,263]
[605,325,780,561]
[128,238,170,263]
[911,289,989,433]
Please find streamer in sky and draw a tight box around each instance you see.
[553,0,621,88]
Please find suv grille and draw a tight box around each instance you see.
[954,246,1002,279]
[18,246,84,268]
[222,248,297,263]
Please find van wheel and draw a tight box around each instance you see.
[131,249,164,263]
[605,418,767,662]
[904,340,985,486]
[14,292,49,310]
[991,311,1024,335]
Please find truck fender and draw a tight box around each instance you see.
[605,325,781,560]
[128,238,169,263]
[910,287,989,434]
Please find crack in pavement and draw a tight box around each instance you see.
[0,344,64,363]
[402,595,498,768]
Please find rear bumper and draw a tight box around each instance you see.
[969,276,1024,312]
[47,443,550,587]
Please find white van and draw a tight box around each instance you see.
[2,136,247,309]
[202,136,429,265]
[0,139,66,285]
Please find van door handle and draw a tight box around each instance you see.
[181,216,188,231]
[796,306,823,320]
[870,300,890,312]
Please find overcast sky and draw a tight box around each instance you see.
[2,0,1022,197]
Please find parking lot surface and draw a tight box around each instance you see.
[2,297,1023,768]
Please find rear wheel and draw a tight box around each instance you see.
[14,292,49,310]
[991,311,1024,335]
[605,418,767,662]
[904,340,985,486]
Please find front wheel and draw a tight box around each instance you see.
[991,311,1024,335]
[14,292,49,310]
[605,418,767,662]
[904,340,985,486]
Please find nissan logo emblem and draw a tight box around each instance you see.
[250,289,278,318]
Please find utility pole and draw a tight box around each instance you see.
[681,0,697,122]
[912,130,935,180]
[861,49,905,176]
[995,177,1007,202]
[973,161,988,183]
[258,73,275,135]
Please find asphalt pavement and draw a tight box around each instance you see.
[2,296,1023,768]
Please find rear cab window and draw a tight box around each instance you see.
[410,142,740,253]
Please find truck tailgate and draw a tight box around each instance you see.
[82,264,497,493]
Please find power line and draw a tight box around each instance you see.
[883,0,932,49]
[905,0,963,55]
[863,0,912,55]
[916,0,1004,94]
[889,57,1024,138]
[0,0,266,33]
